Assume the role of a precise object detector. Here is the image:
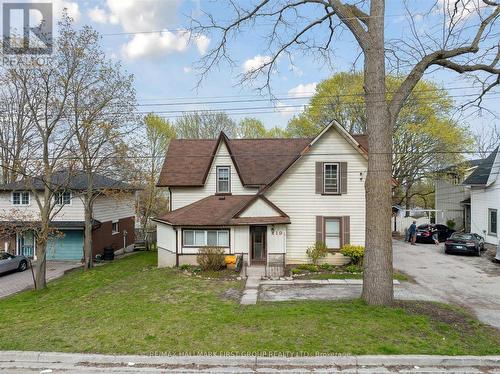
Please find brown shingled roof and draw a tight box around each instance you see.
[157,130,368,188]
[154,195,290,226]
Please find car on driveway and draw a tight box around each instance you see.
[416,224,455,243]
[445,233,485,256]
[0,252,29,274]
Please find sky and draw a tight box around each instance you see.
[2,0,499,134]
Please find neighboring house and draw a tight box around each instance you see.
[154,122,368,268]
[462,147,500,245]
[435,158,484,231]
[0,170,137,261]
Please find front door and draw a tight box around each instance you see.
[250,226,266,264]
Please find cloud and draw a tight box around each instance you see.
[183,66,192,74]
[243,55,272,73]
[92,0,209,59]
[288,82,317,98]
[194,34,210,55]
[54,0,80,21]
[435,0,489,21]
[88,6,108,24]
[276,82,317,116]
[122,30,191,60]
[106,0,181,32]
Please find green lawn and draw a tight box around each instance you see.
[1,251,499,355]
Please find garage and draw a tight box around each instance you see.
[46,230,84,261]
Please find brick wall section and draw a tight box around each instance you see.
[91,216,135,257]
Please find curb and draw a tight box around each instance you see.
[1,351,500,368]
[260,279,401,285]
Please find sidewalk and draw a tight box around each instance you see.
[1,351,500,373]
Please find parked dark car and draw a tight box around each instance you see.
[0,252,29,274]
[416,224,455,243]
[445,232,485,256]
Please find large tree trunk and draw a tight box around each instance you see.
[35,232,47,289]
[83,193,93,270]
[361,0,394,305]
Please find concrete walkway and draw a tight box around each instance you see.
[0,261,81,299]
[393,239,500,328]
[240,266,265,305]
[2,351,500,373]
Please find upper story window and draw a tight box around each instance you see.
[55,191,72,205]
[324,163,339,194]
[12,191,30,206]
[216,166,231,194]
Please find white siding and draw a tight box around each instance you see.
[92,193,135,223]
[265,127,367,263]
[239,198,281,217]
[170,141,257,210]
[435,178,470,230]
[267,225,286,254]
[157,224,177,267]
[0,191,84,221]
[233,226,250,254]
[470,183,500,245]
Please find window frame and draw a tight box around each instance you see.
[182,229,230,248]
[323,163,340,194]
[12,191,30,206]
[324,217,342,251]
[112,221,120,235]
[54,191,72,206]
[489,208,498,236]
[216,166,231,194]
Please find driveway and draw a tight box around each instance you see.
[393,239,500,328]
[0,261,81,299]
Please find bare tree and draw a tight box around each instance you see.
[474,122,500,157]
[190,0,499,304]
[64,22,137,270]
[0,73,36,184]
[6,15,79,289]
[175,111,238,138]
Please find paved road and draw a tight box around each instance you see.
[0,261,81,299]
[393,239,500,328]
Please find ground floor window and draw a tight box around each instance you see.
[489,209,497,235]
[183,229,229,247]
[324,218,341,249]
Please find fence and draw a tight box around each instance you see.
[393,216,430,236]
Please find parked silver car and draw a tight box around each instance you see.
[0,252,29,274]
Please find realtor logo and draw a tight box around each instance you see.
[3,2,53,55]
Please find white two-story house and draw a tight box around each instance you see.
[154,121,368,268]
[0,170,137,261]
[462,147,500,245]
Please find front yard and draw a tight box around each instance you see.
[0,251,499,355]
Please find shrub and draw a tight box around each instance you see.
[446,219,456,230]
[179,264,190,271]
[320,263,334,271]
[346,264,362,273]
[306,241,329,265]
[297,264,319,272]
[291,268,302,275]
[340,244,365,265]
[197,247,226,271]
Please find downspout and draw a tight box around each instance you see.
[175,227,179,267]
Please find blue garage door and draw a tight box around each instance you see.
[47,230,84,260]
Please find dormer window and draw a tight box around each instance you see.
[216,166,231,194]
[324,163,339,194]
[12,191,30,206]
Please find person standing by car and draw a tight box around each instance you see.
[432,230,440,246]
[408,221,417,245]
